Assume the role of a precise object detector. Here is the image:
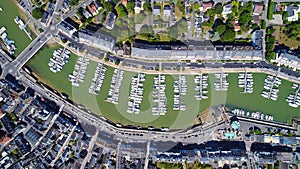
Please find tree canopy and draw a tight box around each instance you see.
[70,0,79,6]
[251,23,260,31]
[143,2,152,12]
[214,3,223,14]
[116,4,128,18]
[169,18,188,38]
[103,2,114,12]
[32,8,43,19]
[194,2,200,10]
[238,11,252,25]
[215,24,226,35]
[221,29,236,42]
[139,25,153,34]
[284,21,300,40]
[126,2,135,13]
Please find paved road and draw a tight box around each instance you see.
[2,0,95,77]
[1,0,300,148]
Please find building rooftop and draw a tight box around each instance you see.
[104,12,116,30]
[132,41,263,60]
[253,3,263,15]
[57,21,77,37]
[78,29,115,51]
[153,6,161,15]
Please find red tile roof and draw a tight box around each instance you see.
[0,136,10,145]
[87,3,97,15]
[122,0,127,7]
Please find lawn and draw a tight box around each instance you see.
[0,1,33,57]
[274,26,300,49]
[27,45,300,129]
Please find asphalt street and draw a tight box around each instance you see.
[0,0,300,150]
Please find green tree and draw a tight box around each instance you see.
[232,5,237,14]
[139,25,153,34]
[116,4,128,18]
[104,2,114,12]
[284,21,300,39]
[70,0,79,6]
[135,12,146,23]
[169,19,188,38]
[143,2,152,12]
[194,2,200,10]
[176,0,185,15]
[266,27,275,34]
[38,28,44,33]
[282,11,288,22]
[265,51,275,61]
[126,2,135,13]
[113,0,121,4]
[32,8,43,19]
[206,8,215,17]
[216,24,226,35]
[101,11,107,23]
[76,7,84,18]
[214,3,223,14]
[239,11,252,25]
[267,1,274,20]
[221,29,236,42]
[261,20,266,29]
[61,39,67,43]
[252,23,260,31]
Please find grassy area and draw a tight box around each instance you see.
[158,33,171,41]
[157,162,183,169]
[27,45,300,129]
[0,1,33,56]
[274,26,300,49]
[186,161,213,169]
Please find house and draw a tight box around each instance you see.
[253,3,263,15]
[222,3,232,15]
[252,15,261,24]
[83,9,92,18]
[95,0,102,9]
[57,21,77,37]
[122,0,127,7]
[153,6,161,15]
[163,5,171,16]
[87,2,100,16]
[271,51,300,71]
[62,0,71,11]
[252,30,263,50]
[232,20,240,31]
[286,5,300,22]
[41,11,50,24]
[134,1,142,14]
[78,29,115,52]
[276,4,284,12]
[131,41,263,61]
[0,135,10,146]
[104,12,116,30]
[201,1,213,12]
